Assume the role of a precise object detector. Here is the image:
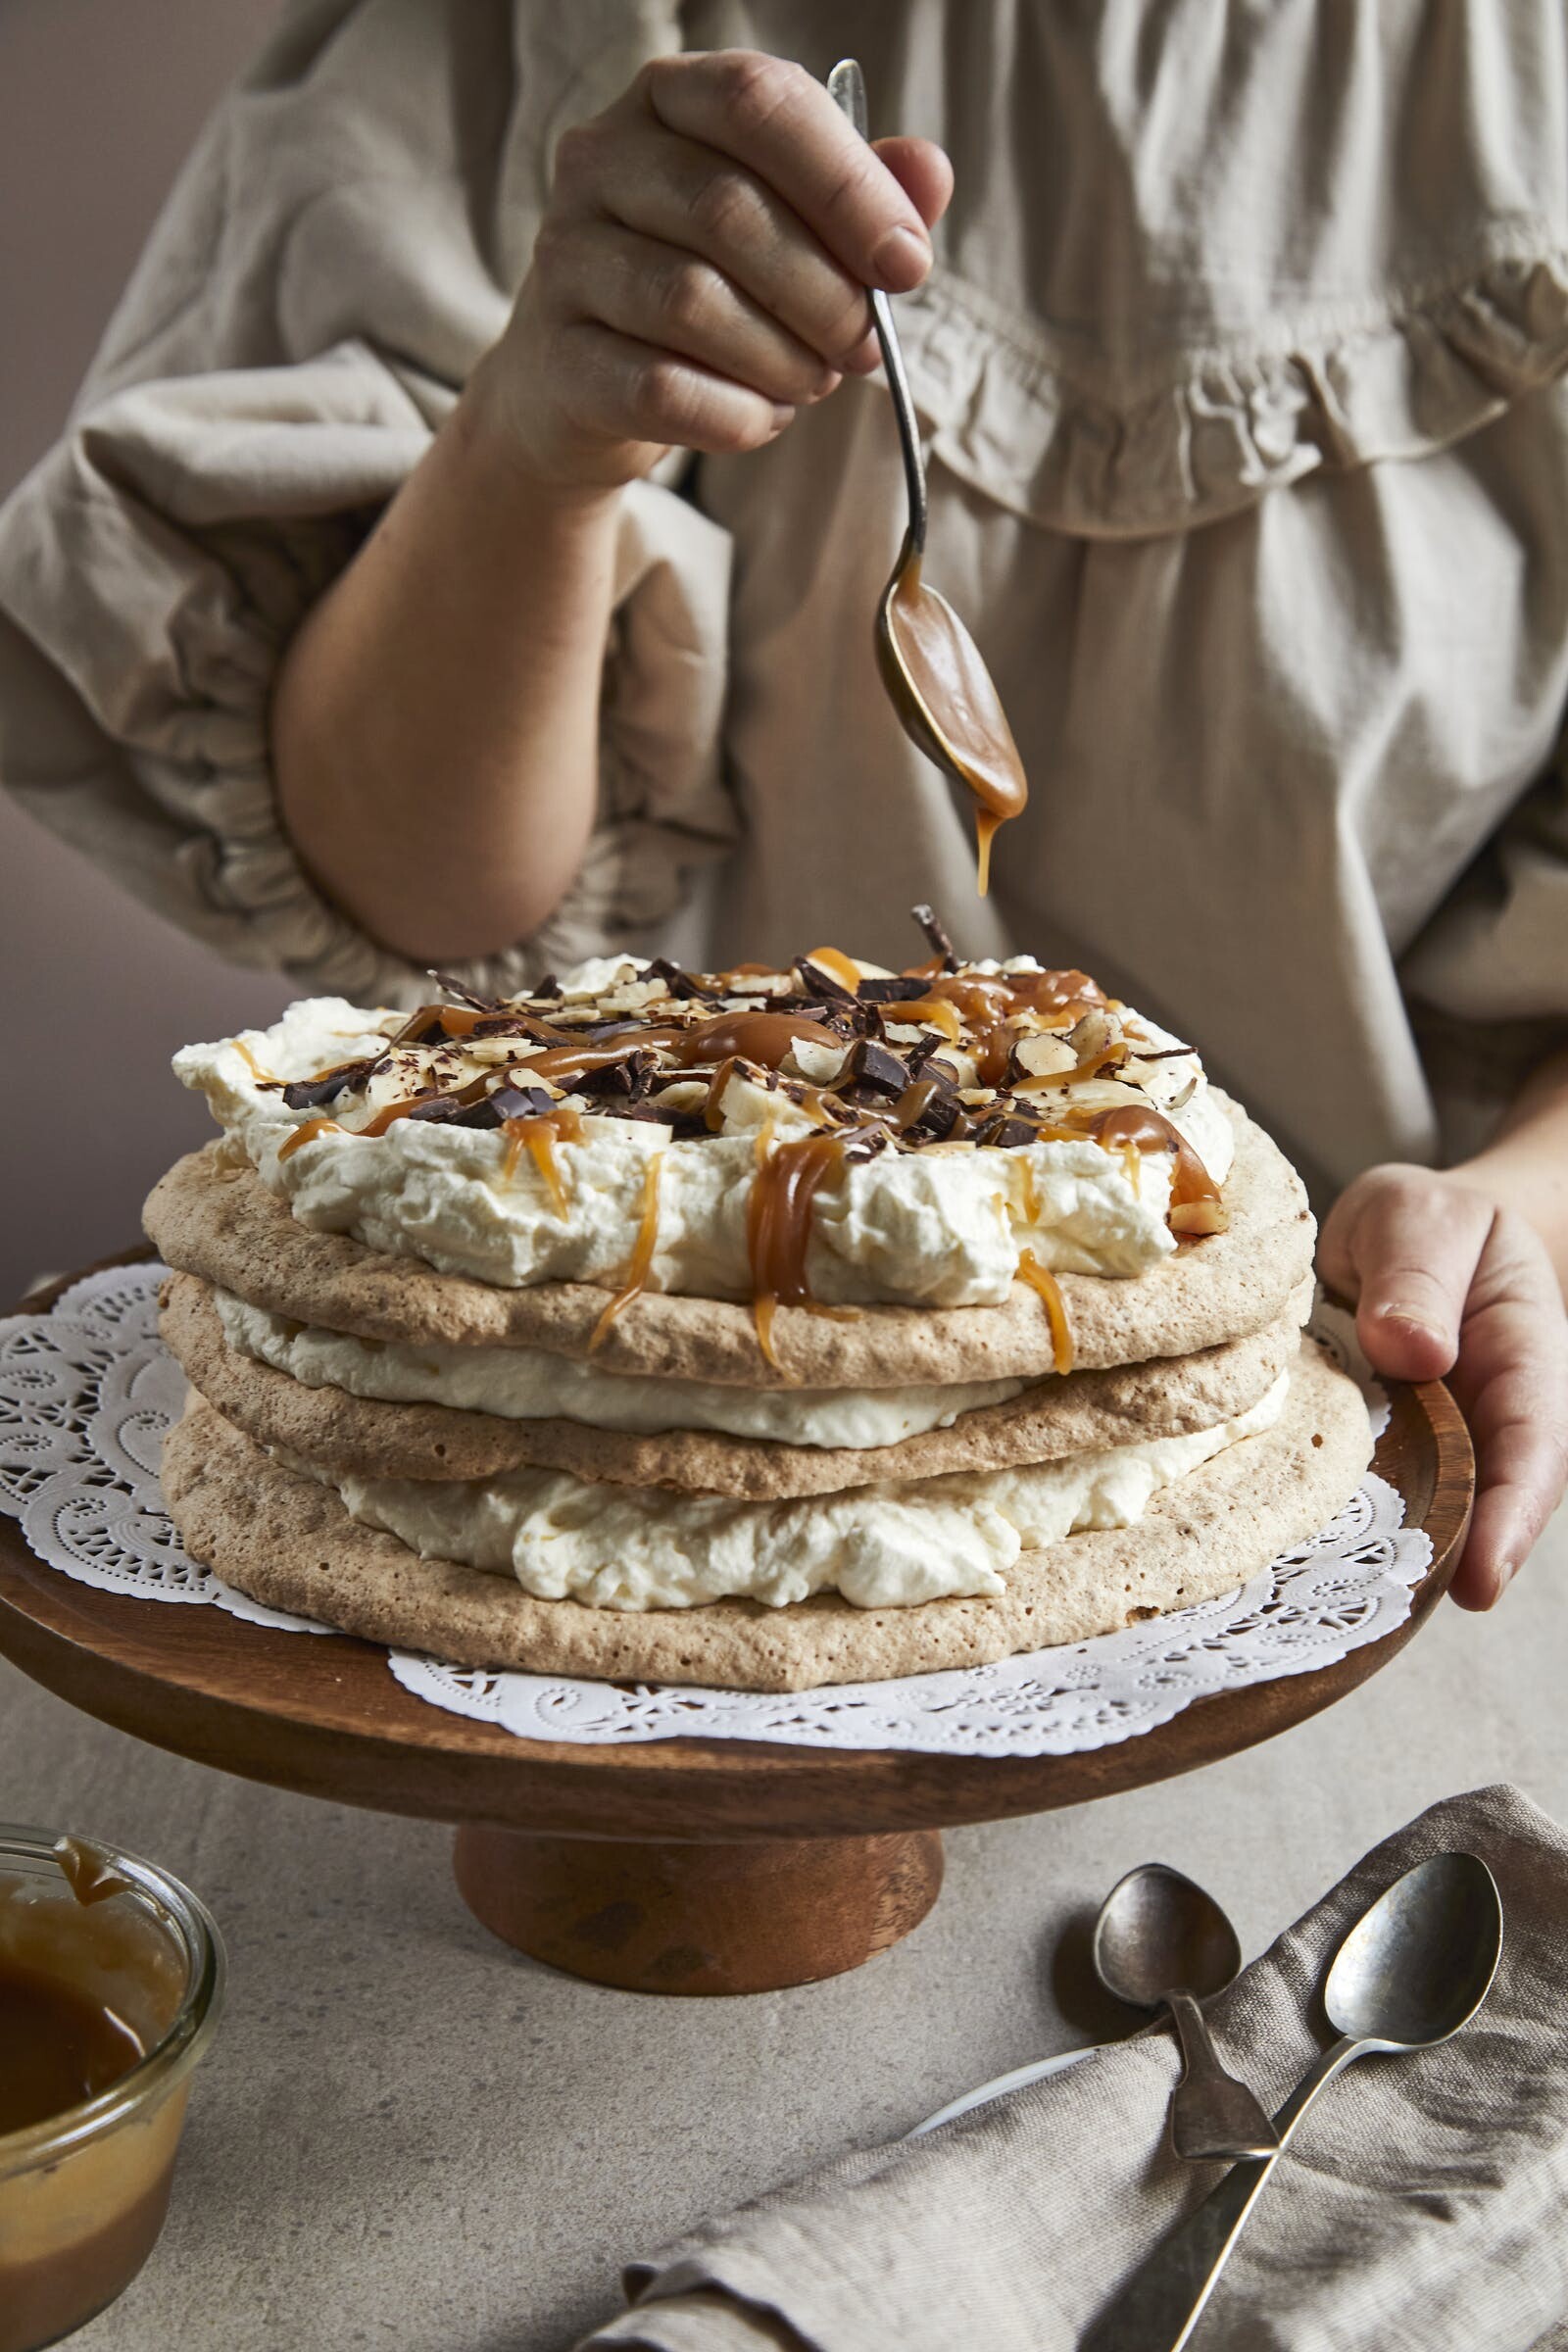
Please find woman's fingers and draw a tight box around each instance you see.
[871,135,956,232]
[639,51,935,289]
[541,222,842,408]
[1320,1167,1568,1610]
[1443,1214,1568,1608]
[555,320,793,457]
[556,119,882,372]
[1317,1164,1494,1382]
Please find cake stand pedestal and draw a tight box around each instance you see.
[0,1260,1473,1995]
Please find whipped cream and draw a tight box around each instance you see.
[304,1373,1289,1611]
[174,959,1234,1308]
[215,1291,1028,1448]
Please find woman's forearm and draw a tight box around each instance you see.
[1450,1048,1568,1298]
[271,352,621,965]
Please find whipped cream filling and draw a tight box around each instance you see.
[215,1291,1028,1449]
[175,967,1234,1309]
[298,1373,1290,1612]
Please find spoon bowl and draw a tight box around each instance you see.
[1324,1847,1503,2048]
[1093,1864,1243,2010]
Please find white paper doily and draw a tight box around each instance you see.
[0,1264,1433,1756]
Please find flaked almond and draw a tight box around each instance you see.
[1007,1033,1077,1083]
[1169,1200,1230,1235]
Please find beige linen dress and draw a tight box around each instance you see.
[2,0,1566,1197]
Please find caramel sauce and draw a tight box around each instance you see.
[885,996,963,1043]
[519,1026,685,1083]
[230,1041,273,1084]
[1015,1249,1074,1374]
[501,1106,584,1210]
[677,1009,834,1071]
[704,1055,740,1133]
[746,1133,847,1369]
[0,1964,143,2136]
[53,1838,132,1908]
[1088,1105,1220,1208]
[887,551,1029,896]
[805,946,861,994]
[893,1080,939,1132]
[277,1115,340,1162]
[589,1153,664,1350]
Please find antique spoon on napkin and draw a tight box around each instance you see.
[825,57,1029,896]
[1093,1864,1280,2162]
[1082,1849,1504,2352]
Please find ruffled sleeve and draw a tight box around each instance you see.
[0,0,730,1004]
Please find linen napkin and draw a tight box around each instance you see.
[573,1785,1568,2352]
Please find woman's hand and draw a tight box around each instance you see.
[482,50,954,491]
[1318,1165,1568,1608]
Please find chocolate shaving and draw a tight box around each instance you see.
[973,1112,1040,1150]
[279,1054,389,1111]
[450,1083,558,1129]
[910,904,957,972]
[427,969,504,1013]
[796,956,860,1005]
[642,956,723,1004]
[574,1051,658,1101]
[533,974,563,1000]
[855,975,938,1004]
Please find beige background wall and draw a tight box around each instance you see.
[0,0,285,1301]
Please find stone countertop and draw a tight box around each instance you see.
[2,1508,1565,2352]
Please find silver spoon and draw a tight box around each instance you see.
[1094,1864,1280,2164]
[826,58,1027,893]
[1083,1849,1504,2352]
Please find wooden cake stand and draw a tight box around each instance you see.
[0,1260,1474,1995]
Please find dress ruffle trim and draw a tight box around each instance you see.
[901,239,1568,537]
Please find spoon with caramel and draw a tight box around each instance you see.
[827,58,1029,896]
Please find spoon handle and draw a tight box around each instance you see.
[1164,1989,1281,2164]
[1079,2036,1361,2352]
[826,58,928,554]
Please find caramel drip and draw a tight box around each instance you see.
[893,1080,939,1132]
[975,808,1002,899]
[704,1055,740,1132]
[353,1090,464,1138]
[1016,1249,1074,1374]
[589,1153,664,1350]
[746,1133,847,1371]
[805,946,861,993]
[501,1106,584,1210]
[1088,1105,1220,1208]
[974,1025,1015,1087]
[1018,1157,1042,1224]
[231,1040,274,1083]
[278,1115,340,1161]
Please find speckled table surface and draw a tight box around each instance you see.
[3,1504,1565,2352]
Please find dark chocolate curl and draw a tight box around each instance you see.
[910,905,958,971]
[426,969,504,1012]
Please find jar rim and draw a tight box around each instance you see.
[0,1823,225,2170]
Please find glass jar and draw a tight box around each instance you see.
[0,1826,224,2351]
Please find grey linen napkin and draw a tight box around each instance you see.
[573,1785,1568,2352]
